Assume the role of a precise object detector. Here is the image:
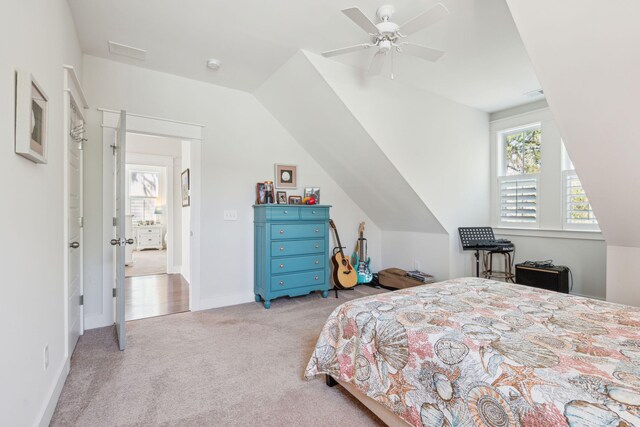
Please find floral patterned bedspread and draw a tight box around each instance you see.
[305,278,640,426]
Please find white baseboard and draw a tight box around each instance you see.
[84,313,112,330]
[167,265,181,275]
[38,357,70,427]
[197,291,255,311]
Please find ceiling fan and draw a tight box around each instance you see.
[322,3,450,78]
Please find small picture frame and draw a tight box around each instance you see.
[255,182,267,204]
[304,187,320,204]
[288,196,302,205]
[181,169,190,207]
[275,164,297,189]
[276,191,287,204]
[15,70,48,164]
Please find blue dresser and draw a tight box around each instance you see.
[254,205,331,309]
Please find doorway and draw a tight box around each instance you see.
[122,133,190,321]
[100,109,204,349]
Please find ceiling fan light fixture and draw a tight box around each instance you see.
[207,58,222,70]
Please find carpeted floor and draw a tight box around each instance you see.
[126,249,167,277]
[51,286,388,426]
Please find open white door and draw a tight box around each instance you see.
[111,110,128,351]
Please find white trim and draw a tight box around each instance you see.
[94,110,203,329]
[494,227,604,241]
[37,358,70,427]
[63,65,88,109]
[99,108,205,130]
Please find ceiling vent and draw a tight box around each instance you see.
[108,41,147,61]
[524,89,544,98]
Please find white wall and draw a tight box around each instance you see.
[81,54,382,323]
[0,0,82,425]
[607,246,640,306]
[302,52,491,278]
[505,0,640,305]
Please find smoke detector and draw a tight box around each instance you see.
[207,58,222,70]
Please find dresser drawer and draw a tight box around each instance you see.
[271,223,325,240]
[272,254,325,274]
[271,239,325,256]
[270,270,325,292]
[300,207,329,220]
[267,207,300,220]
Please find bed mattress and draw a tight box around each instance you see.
[305,278,640,426]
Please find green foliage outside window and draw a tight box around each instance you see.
[504,128,541,175]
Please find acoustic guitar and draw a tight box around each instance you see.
[329,219,358,288]
[351,222,373,284]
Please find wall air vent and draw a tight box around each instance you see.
[108,41,147,61]
[524,89,544,98]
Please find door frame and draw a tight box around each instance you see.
[98,110,204,328]
[63,65,88,359]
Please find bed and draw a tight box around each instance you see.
[305,278,640,426]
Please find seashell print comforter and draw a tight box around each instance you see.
[305,278,640,426]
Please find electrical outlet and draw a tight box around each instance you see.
[223,210,238,221]
[44,345,49,370]
[414,260,421,271]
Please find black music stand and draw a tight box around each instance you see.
[458,227,496,278]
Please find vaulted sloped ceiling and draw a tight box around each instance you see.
[506,0,640,248]
[255,51,446,233]
[256,51,490,277]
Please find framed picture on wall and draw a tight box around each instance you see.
[275,164,297,189]
[181,169,190,207]
[15,70,48,164]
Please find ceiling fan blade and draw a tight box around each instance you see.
[342,7,380,34]
[368,51,387,76]
[401,43,445,62]
[399,3,449,36]
[322,44,373,58]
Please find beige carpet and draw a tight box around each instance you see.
[126,249,167,277]
[51,286,388,426]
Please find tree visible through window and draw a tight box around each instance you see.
[504,127,541,176]
[129,171,159,222]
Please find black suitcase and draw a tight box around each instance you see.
[515,263,570,293]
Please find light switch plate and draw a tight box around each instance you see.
[223,210,238,221]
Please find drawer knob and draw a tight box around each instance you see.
[284,210,288,214]
[312,210,316,214]
[279,280,285,286]
[280,246,285,251]
[315,229,319,233]
[315,260,320,264]
[279,229,284,234]
[314,276,319,280]
[315,244,320,248]
[280,264,284,268]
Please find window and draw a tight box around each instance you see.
[129,171,159,222]
[497,124,541,226]
[562,146,598,230]
[502,125,541,176]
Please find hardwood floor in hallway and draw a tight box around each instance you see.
[125,274,189,321]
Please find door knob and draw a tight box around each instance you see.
[110,238,120,246]
[69,241,80,249]
[126,238,134,245]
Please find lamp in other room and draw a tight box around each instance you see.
[154,206,164,224]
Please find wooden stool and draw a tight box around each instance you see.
[482,250,515,283]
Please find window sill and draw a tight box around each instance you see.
[493,227,604,241]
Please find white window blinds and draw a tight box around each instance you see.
[563,170,598,229]
[498,175,538,225]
